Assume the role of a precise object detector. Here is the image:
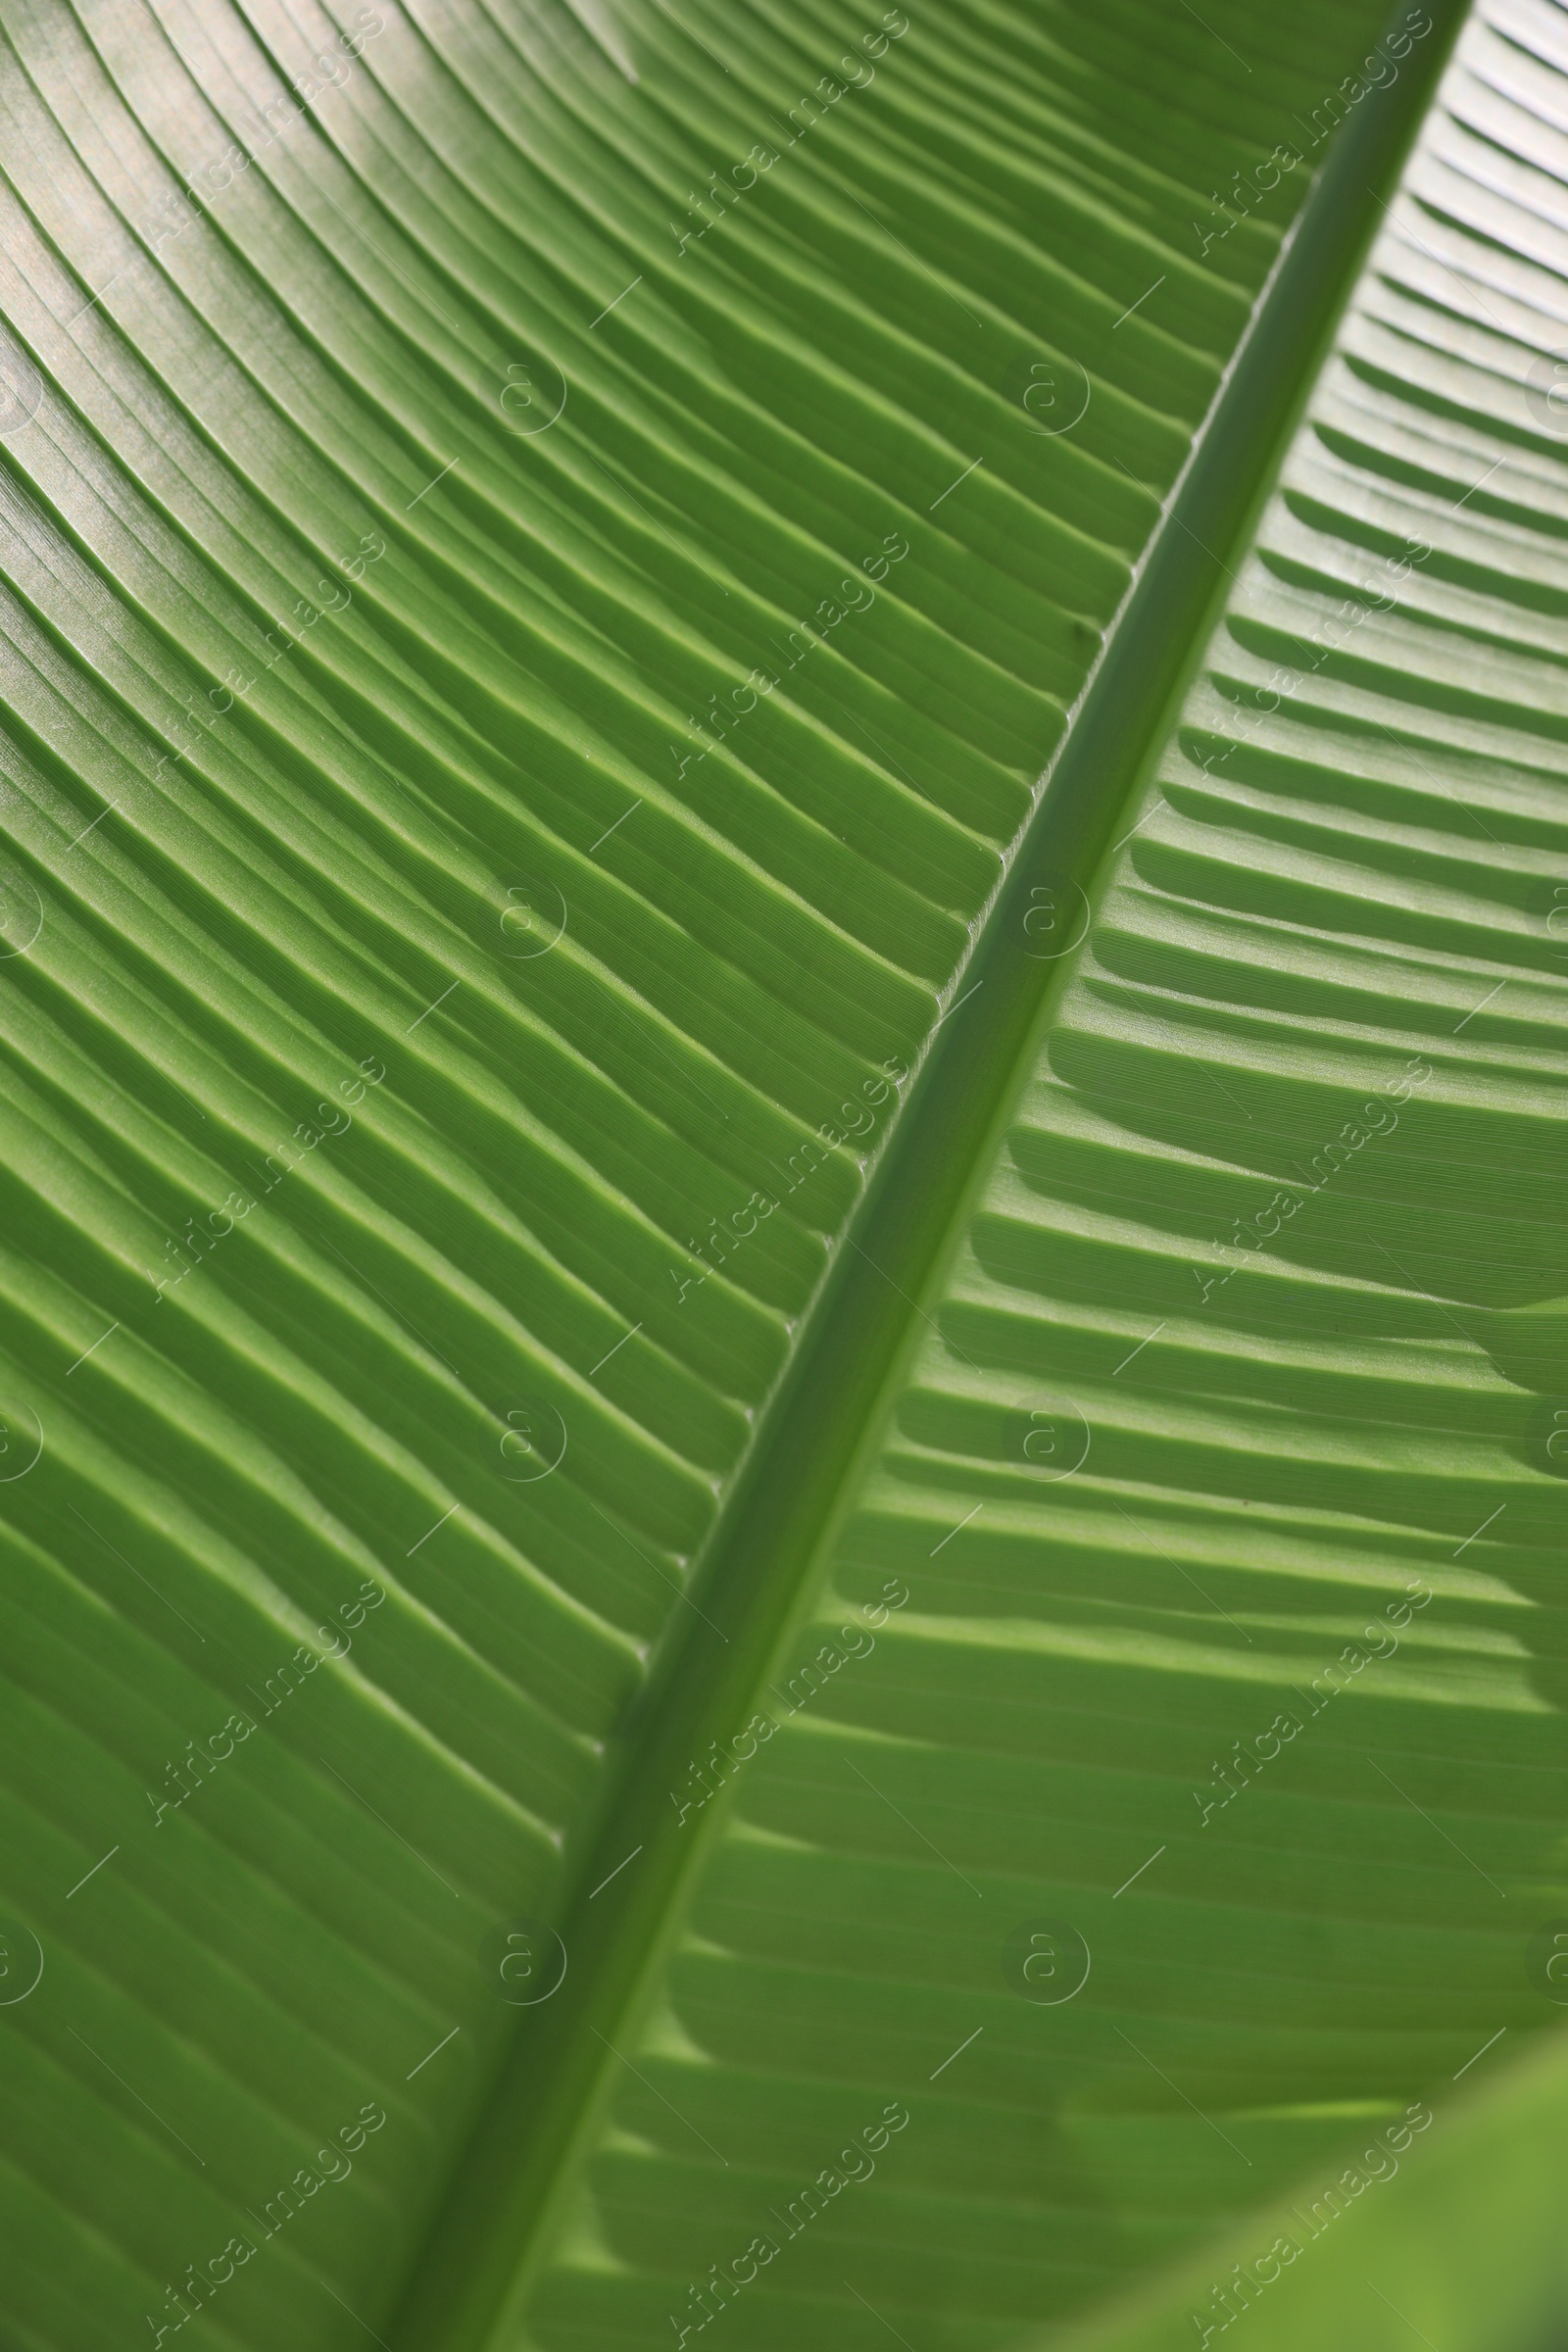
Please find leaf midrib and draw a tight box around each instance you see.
[386,12,1470,2345]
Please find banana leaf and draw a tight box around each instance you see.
[0,0,1562,2344]
[1053,2026,1568,2352]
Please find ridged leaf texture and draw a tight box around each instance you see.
[1,0,1564,2347]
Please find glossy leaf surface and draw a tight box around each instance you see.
[2,0,1562,2347]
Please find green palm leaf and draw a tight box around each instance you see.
[1,0,1561,2344]
[1054,2029,1568,2352]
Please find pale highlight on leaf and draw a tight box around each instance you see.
[3,0,1556,2348]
